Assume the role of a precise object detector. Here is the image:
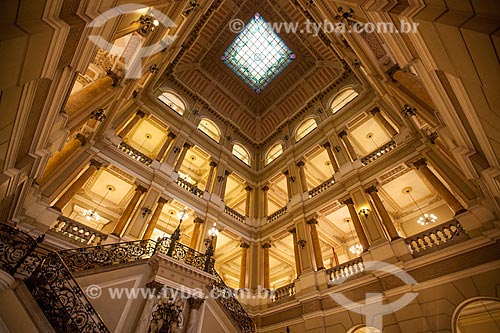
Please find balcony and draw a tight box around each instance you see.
[270,282,296,303]
[118,141,153,166]
[224,205,245,223]
[50,216,108,245]
[308,176,335,198]
[361,140,397,166]
[267,206,287,223]
[326,257,365,286]
[176,176,204,198]
[405,219,469,257]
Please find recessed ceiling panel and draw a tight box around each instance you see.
[221,13,295,93]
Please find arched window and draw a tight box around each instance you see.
[197,118,221,143]
[158,91,186,115]
[453,298,500,333]
[265,143,283,165]
[331,88,359,114]
[348,326,381,333]
[232,143,250,166]
[295,118,317,142]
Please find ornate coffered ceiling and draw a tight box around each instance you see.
[162,0,348,143]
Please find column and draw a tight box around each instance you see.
[343,198,370,251]
[365,185,400,240]
[189,217,204,249]
[370,107,398,137]
[52,159,101,210]
[339,130,358,161]
[134,281,164,333]
[332,247,339,266]
[413,158,466,215]
[307,218,324,270]
[118,110,145,138]
[64,74,117,116]
[205,161,217,192]
[142,197,168,240]
[219,170,231,200]
[322,142,339,172]
[290,228,301,277]
[112,185,147,236]
[296,161,308,192]
[39,134,87,184]
[283,170,292,200]
[245,185,252,217]
[262,242,271,289]
[185,298,205,333]
[239,242,249,288]
[262,185,269,217]
[173,142,192,172]
[155,132,176,161]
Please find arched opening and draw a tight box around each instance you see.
[158,91,186,115]
[197,118,221,143]
[295,118,317,142]
[348,325,381,333]
[232,143,251,166]
[453,298,500,333]
[265,143,283,166]
[331,88,359,114]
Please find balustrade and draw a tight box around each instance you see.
[326,257,365,286]
[270,283,296,302]
[361,140,397,166]
[51,216,108,245]
[224,205,245,223]
[0,223,42,275]
[176,176,204,197]
[308,176,335,198]
[267,206,287,223]
[118,141,153,166]
[405,219,469,257]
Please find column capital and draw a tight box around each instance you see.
[288,227,297,234]
[183,142,192,149]
[307,216,319,225]
[322,141,331,149]
[342,197,354,205]
[262,242,272,249]
[167,131,177,139]
[296,160,305,168]
[413,158,428,170]
[157,197,169,204]
[89,159,103,169]
[193,217,204,224]
[209,161,217,167]
[365,184,378,194]
[136,110,146,118]
[224,170,232,176]
[240,242,250,249]
[338,130,348,138]
[145,280,164,294]
[245,185,253,191]
[282,169,289,176]
[75,133,88,145]
[262,185,269,192]
[136,184,148,193]
[369,106,381,115]
[188,297,205,310]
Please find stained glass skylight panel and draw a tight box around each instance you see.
[221,13,295,93]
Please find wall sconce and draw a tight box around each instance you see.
[149,64,159,73]
[90,108,106,122]
[289,176,296,183]
[334,145,341,153]
[136,15,159,34]
[401,104,417,117]
[141,207,152,218]
[359,208,370,218]
[297,239,307,249]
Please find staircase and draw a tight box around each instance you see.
[1,223,255,333]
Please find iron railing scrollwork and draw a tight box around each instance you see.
[0,222,43,275]
[156,238,215,273]
[208,270,255,333]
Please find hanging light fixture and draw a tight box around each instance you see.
[403,187,437,226]
[136,133,152,155]
[83,185,115,222]
[208,222,219,238]
[345,218,363,255]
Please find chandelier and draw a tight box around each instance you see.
[345,218,363,255]
[403,187,437,226]
[208,222,219,238]
[83,185,114,222]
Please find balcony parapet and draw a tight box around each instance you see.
[270,282,296,303]
[326,257,365,286]
[267,206,287,223]
[224,205,245,223]
[361,140,397,166]
[176,176,203,198]
[118,141,153,166]
[308,176,335,198]
[405,219,470,257]
[50,216,108,245]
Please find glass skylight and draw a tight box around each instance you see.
[221,13,295,93]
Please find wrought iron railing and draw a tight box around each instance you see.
[267,206,287,223]
[118,141,153,166]
[25,252,110,332]
[326,257,365,286]
[308,176,335,198]
[208,270,255,333]
[361,140,397,166]
[51,216,108,245]
[176,176,203,198]
[156,238,215,273]
[0,222,42,275]
[270,283,296,302]
[405,219,469,257]
[224,205,245,223]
